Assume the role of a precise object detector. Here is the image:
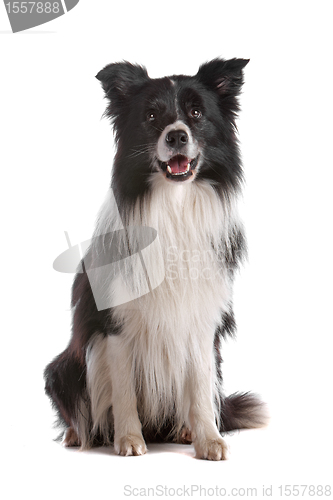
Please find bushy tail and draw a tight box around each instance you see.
[220,392,269,432]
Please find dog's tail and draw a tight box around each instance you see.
[220,392,269,432]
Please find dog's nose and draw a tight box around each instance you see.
[165,130,188,150]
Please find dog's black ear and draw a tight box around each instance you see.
[196,58,249,97]
[96,62,149,99]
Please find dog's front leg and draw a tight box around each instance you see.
[108,336,147,456]
[188,350,227,461]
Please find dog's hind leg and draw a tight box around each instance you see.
[62,426,81,447]
[44,347,91,449]
[178,427,192,444]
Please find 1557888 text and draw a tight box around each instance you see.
[5,2,60,13]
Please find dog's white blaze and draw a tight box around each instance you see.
[86,178,241,447]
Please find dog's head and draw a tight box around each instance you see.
[96,59,249,199]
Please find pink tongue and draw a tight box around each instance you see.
[168,155,189,174]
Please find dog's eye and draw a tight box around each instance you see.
[190,109,202,119]
[147,112,156,122]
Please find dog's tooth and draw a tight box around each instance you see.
[167,165,172,174]
[186,163,190,172]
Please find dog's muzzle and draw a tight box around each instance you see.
[157,123,200,182]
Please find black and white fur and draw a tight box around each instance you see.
[45,58,267,460]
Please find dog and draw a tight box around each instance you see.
[44,58,267,460]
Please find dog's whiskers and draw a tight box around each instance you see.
[127,145,155,159]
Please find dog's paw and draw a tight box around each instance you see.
[62,427,81,447]
[179,427,192,444]
[115,435,147,457]
[194,437,228,461]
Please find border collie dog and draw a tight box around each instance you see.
[45,58,266,460]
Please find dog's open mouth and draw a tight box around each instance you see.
[159,154,199,181]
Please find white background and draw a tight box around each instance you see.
[1,1,332,499]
